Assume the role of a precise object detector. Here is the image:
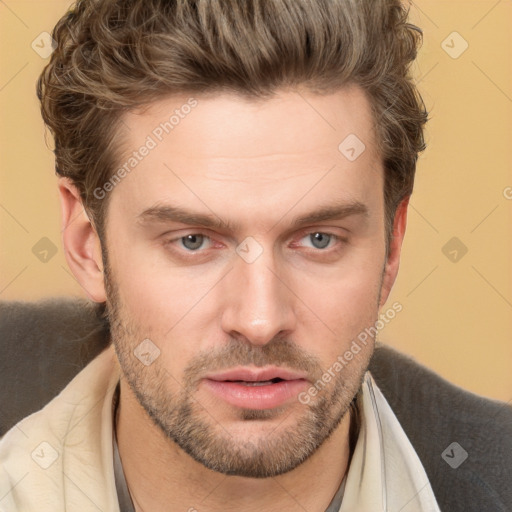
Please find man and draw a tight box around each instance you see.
[0,0,510,511]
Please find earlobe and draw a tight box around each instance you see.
[379,197,409,308]
[58,177,106,302]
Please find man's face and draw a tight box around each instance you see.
[103,86,391,477]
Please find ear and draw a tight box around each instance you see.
[379,197,409,308]
[58,177,106,302]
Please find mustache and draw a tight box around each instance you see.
[183,336,325,385]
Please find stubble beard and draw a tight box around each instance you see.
[103,260,375,478]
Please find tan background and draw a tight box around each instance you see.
[1,1,511,402]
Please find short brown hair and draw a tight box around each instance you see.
[38,0,427,247]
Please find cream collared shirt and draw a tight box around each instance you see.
[0,345,440,511]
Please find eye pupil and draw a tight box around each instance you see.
[310,232,331,249]
[182,234,204,251]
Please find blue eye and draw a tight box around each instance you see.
[301,232,338,250]
[180,234,209,251]
[309,232,332,249]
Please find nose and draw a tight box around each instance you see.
[220,245,297,347]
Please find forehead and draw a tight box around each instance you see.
[121,86,378,158]
[108,86,383,230]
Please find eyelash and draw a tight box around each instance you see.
[162,230,347,259]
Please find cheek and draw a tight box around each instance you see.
[299,270,381,335]
[106,228,180,314]
[105,235,217,371]
[291,247,384,361]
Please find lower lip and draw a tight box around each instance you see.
[202,379,309,410]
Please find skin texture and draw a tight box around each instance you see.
[58,85,408,512]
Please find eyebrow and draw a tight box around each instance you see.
[136,200,369,232]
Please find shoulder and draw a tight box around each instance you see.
[0,346,119,511]
[369,343,512,511]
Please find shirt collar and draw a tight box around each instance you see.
[338,372,441,511]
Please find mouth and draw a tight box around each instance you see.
[202,367,309,410]
[223,377,286,387]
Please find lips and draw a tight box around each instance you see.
[202,367,309,410]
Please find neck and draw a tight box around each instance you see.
[116,379,355,512]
